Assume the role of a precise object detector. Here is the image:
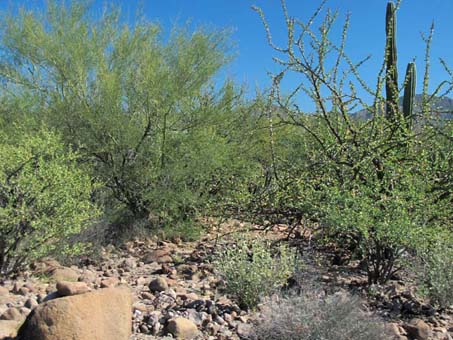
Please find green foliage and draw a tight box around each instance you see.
[155,220,205,243]
[321,153,447,283]
[0,1,258,231]
[214,237,298,309]
[0,127,99,275]
[252,291,388,340]
[252,0,453,284]
[416,238,453,308]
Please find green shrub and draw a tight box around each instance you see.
[214,237,297,309]
[0,128,99,276]
[155,220,205,243]
[0,1,256,228]
[416,239,453,308]
[252,0,453,287]
[321,165,433,284]
[252,291,388,340]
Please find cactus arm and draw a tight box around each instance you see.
[385,2,399,121]
[402,62,416,130]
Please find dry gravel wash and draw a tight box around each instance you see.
[0,221,452,340]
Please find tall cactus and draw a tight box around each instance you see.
[385,2,399,121]
[402,62,416,130]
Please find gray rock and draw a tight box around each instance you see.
[149,277,168,292]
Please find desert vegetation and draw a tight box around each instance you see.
[0,0,452,339]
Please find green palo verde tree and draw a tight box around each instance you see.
[0,1,250,229]
[253,0,453,284]
[0,126,99,276]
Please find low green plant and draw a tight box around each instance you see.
[416,238,453,308]
[0,127,100,276]
[156,220,205,243]
[214,237,298,309]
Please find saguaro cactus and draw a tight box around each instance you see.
[385,2,399,121]
[402,62,416,130]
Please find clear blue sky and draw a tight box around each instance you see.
[1,0,452,104]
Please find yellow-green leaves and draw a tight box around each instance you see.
[0,127,99,276]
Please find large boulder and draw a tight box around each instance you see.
[0,320,21,339]
[16,287,132,340]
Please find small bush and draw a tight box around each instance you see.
[252,291,388,340]
[155,220,205,242]
[417,240,453,308]
[214,237,297,309]
[0,128,99,276]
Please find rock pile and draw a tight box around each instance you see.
[0,230,452,340]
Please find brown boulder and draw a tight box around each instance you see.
[0,308,23,322]
[56,281,90,296]
[49,267,79,282]
[16,287,132,340]
[167,317,198,339]
[143,249,173,264]
[100,277,120,288]
[0,320,22,339]
[403,319,431,340]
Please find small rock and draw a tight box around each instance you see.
[100,277,119,288]
[18,287,29,296]
[136,277,148,286]
[180,292,199,301]
[186,309,203,326]
[0,307,23,321]
[236,322,253,338]
[79,270,97,283]
[0,287,9,296]
[49,267,79,282]
[24,298,38,309]
[404,319,431,340]
[206,322,221,336]
[167,289,177,300]
[23,283,35,292]
[167,317,198,339]
[141,292,155,300]
[149,277,168,292]
[143,249,173,264]
[56,281,90,296]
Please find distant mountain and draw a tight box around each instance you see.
[352,95,453,120]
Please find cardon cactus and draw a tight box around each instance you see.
[385,2,416,131]
[385,1,399,121]
[402,62,416,130]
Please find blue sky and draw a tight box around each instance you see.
[1,0,452,105]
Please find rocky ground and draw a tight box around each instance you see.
[0,220,452,339]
